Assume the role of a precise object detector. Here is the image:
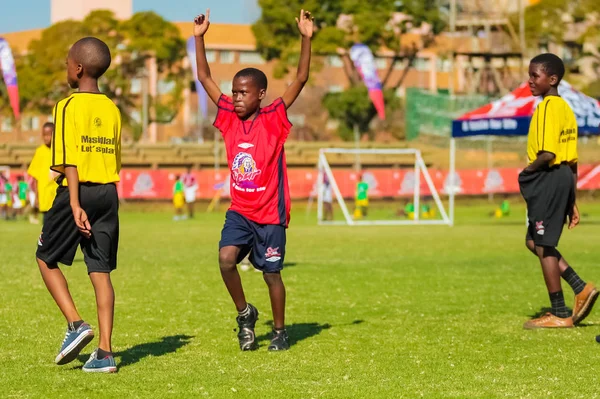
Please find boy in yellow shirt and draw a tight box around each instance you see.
[27,122,57,224]
[35,37,121,372]
[519,53,597,329]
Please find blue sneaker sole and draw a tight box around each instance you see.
[55,330,94,365]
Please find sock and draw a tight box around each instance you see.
[68,320,84,331]
[238,304,250,317]
[561,267,586,295]
[97,348,112,359]
[549,291,570,318]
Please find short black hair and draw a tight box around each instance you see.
[43,122,54,130]
[70,37,112,79]
[530,53,565,85]
[234,68,268,90]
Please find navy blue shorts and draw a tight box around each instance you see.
[219,210,286,273]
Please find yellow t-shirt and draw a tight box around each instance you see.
[51,92,122,184]
[527,96,578,166]
[27,144,58,212]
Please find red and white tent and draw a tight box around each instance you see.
[452,81,600,137]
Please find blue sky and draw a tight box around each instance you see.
[0,0,260,33]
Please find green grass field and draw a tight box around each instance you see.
[2,200,600,398]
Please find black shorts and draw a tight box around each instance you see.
[519,164,574,247]
[36,183,119,273]
[219,210,286,273]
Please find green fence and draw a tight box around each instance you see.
[406,89,490,140]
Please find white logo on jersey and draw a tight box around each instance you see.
[238,143,254,149]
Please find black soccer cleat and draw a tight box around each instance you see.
[236,303,259,351]
[268,329,289,351]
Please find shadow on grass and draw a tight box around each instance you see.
[256,320,364,348]
[73,334,194,369]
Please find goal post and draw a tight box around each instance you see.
[317,148,452,226]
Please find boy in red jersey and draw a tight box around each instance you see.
[194,9,313,351]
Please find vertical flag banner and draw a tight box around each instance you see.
[186,36,208,119]
[349,43,385,120]
[0,38,20,120]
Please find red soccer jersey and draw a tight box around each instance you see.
[214,94,292,226]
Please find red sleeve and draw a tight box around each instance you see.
[262,98,293,141]
[213,94,235,135]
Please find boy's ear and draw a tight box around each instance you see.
[259,88,266,100]
[549,74,559,86]
[76,63,84,78]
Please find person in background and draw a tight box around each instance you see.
[27,122,56,224]
[354,174,369,219]
[181,166,198,219]
[322,173,333,221]
[173,175,185,221]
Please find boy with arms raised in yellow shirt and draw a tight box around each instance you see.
[27,122,57,224]
[519,53,597,329]
[35,37,121,372]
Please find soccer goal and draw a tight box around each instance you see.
[316,148,452,226]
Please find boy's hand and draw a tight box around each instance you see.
[72,205,92,238]
[296,9,314,38]
[194,9,211,37]
[568,203,580,230]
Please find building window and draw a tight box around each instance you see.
[21,117,32,131]
[413,57,431,71]
[327,55,344,68]
[239,51,265,64]
[375,57,387,70]
[130,78,142,94]
[1,118,12,132]
[328,85,344,93]
[326,119,340,130]
[436,58,451,72]
[288,114,305,127]
[220,80,232,94]
[130,110,141,124]
[158,79,176,95]
[220,51,235,64]
[206,50,217,63]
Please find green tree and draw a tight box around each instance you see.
[253,0,445,140]
[14,10,185,139]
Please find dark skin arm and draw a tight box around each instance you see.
[193,9,223,106]
[64,166,91,238]
[569,162,579,229]
[31,179,39,208]
[523,151,555,173]
[282,10,314,109]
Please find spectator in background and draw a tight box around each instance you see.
[322,173,333,221]
[173,174,185,221]
[27,122,56,224]
[13,175,28,218]
[0,173,9,220]
[181,166,198,219]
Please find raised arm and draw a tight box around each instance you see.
[282,10,313,109]
[194,10,222,105]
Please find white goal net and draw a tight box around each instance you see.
[316,148,451,226]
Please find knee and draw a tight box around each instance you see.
[263,272,283,287]
[219,250,237,272]
[525,240,536,253]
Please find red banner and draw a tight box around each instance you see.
[6,165,600,200]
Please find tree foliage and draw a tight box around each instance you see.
[11,10,185,138]
[253,0,446,139]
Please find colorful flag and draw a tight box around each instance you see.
[349,43,385,120]
[186,36,208,119]
[0,38,20,120]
